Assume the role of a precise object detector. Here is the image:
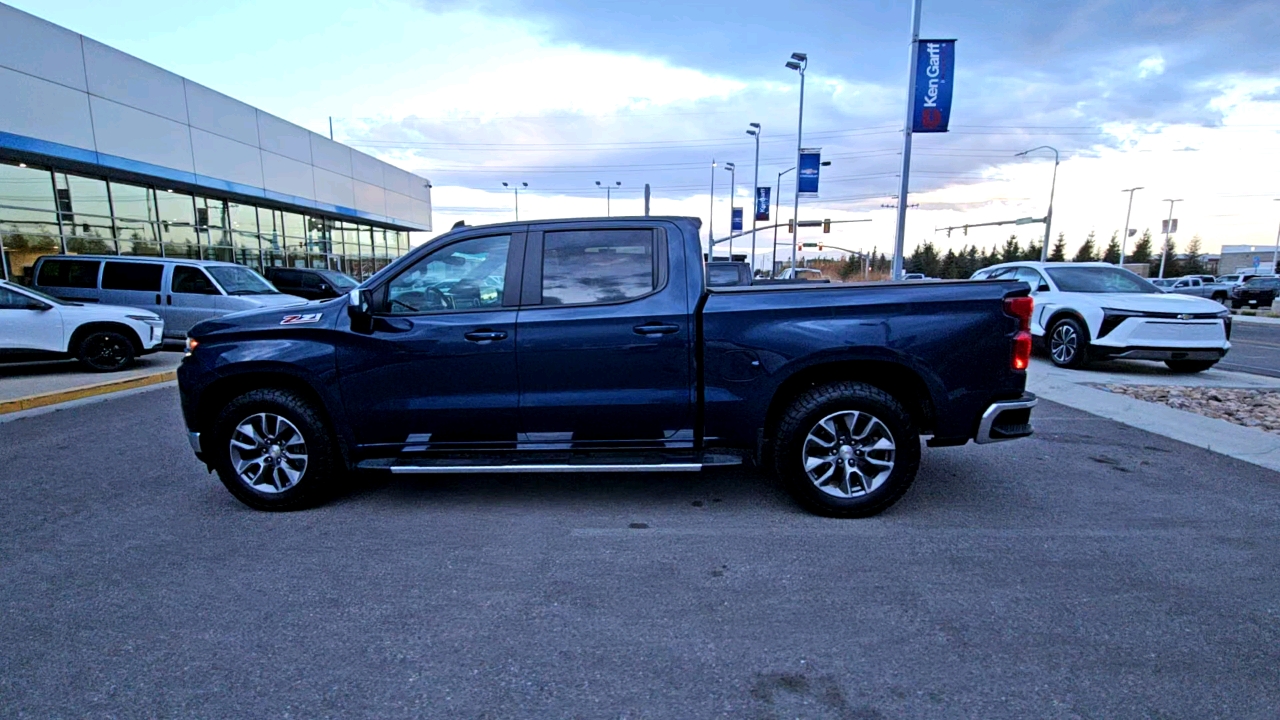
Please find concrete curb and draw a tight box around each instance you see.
[0,370,177,416]
[1231,314,1280,326]
[1027,372,1280,473]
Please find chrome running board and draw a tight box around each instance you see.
[388,463,705,474]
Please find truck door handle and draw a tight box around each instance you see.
[633,322,680,336]
[464,330,507,342]
[166,295,172,305]
[155,293,162,305]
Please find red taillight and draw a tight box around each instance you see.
[1005,296,1034,371]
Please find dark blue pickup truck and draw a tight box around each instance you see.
[178,217,1036,517]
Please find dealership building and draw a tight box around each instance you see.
[0,2,432,284]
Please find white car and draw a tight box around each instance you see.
[971,262,1231,373]
[0,280,164,372]
[777,267,825,281]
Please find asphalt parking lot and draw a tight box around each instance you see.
[1221,321,1280,378]
[2,387,1279,718]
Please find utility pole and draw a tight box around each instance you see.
[596,181,621,216]
[1272,198,1280,274]
[501,182,526,221]
[723,162,736,260]
[644,183,651,217]
[1159,198,1182,278]
[747,123,761,274]
[785,52,808,277]
[891,0,923,281]
[328,116,334,140]
[709,160,716,255]
[1118,187,1143,265]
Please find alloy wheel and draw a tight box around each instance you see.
[85,334,129,370]
[228,413,309,493]
[1050,324,1078,365]
[802,410,897,498]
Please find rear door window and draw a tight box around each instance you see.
[37,259,100,288]
[102,261,163,291]
[541,229,657,306]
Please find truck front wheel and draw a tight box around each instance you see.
[210,389,341,511]
[774,381,921,518]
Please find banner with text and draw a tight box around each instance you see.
[731,207,743,232]
[755,186,771,221]
[797,148,822,197]
[911,39,955,133]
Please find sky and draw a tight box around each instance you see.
[12,0,1280,263]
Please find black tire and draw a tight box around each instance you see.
[210,388,342,511]
[773,381,921,518]
[1231,300,1242,309]
[1212,293,1229,306]
[1165,359,1217,373]
[76,330,135,372]
[1047,317,1089,369]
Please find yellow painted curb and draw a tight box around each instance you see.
[0,370,176,415]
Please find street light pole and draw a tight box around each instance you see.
[1015,146,1059,261]
[1119,186,1143,265]
[1159,198,1182,279]
[1272,198,1280,274]
[747,124,761,274]
[891,0,922,281]
[772,166,794,277]
[709,160,716,256]
[723,162,736,260]
[501,182,527,221]
[596,181,621,216]
[785,52,807,277]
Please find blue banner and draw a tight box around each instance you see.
[731,207,743,232]
[797,148,821,196]
[755,186,771,221]
[912,39,955,133]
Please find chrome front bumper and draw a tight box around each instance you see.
[975,396,1037,444]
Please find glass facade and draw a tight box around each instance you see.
[0,159,414,283]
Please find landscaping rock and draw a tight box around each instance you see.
[1102,385,1280,435]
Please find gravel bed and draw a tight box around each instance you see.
[1103,385,1280,434]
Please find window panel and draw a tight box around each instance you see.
[541,229,655,306]
[157,190,197,246]
[386,235,510,314]
[109,181,155,222]
[171,265,219,295]
[102,260,162,291]
[55,174,112,239]
[0,161,56,212]
[36,258,100,288]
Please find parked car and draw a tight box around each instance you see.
[705,261,752,287]
[262,267,358,301]
[1217,274,1257,287]
[178,216,1036,517]
[1231,276,1280,309]
[0,280,163,371]
[1163,276,1233,305]
[971,261,1231,373]
[1184,275,1218,284]
[902,273,927,281]
[31,255,306,341]
[776,267,826,281]
[1149,278,1175,290]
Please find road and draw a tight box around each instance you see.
[1222,321,1280,377]
[2,388,1279,718]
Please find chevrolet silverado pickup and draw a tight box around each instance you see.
[178,217,1036,517]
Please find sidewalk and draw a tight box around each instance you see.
[0,351,183,414]
[1026,357,1280,473]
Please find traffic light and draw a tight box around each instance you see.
[788,219,795,234]
[946,228,952,238]
[818,243,824,251]
[963,225,969,236]
[823,219,831,233]
[796,242,803,253]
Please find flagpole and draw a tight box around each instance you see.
[891,0,923,281]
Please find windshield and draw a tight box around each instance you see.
[3,282,68,305]
[319,271,358,289]
[207,266,278,295]
[1044,266,1160,294]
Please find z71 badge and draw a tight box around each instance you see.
[280,313,323,325]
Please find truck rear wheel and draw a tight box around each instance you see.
[773,381,921,518]
[210,389,341,511]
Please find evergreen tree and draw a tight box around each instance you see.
[1102,232,1121,264]
[1072,231,1098,263]
[1023,241,1042,261]
[985,245,1001,267]
[1001,235,1022,263]
[837,253,861,280]
[939,249,958,279]
[1048,232,1067,262]
[1130,230,1153,263]
[962,246,980,277]
[1152,238,1177,278]
[1182,236,1205,275]
[906,242,941,277]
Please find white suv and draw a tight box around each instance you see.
[0,280,164,371]
[971,262,1231,373]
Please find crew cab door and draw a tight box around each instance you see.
[337,231,524,449]
[515,224,694,447]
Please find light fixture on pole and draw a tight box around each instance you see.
[746,123,761,274]
[501,182,527,221]
[1014,146,1059,262]
[1119,187,1143,265]
[595,180,621,217]
[723,162,736,260]
[1159,198,1182,278]
[785,52,807,275]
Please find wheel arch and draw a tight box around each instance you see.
[68,321,144,355]
[1043,309,1092,342]
[762,359,937,443]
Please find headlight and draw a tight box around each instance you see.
[127,314,164,326]
[185,337,199,356]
